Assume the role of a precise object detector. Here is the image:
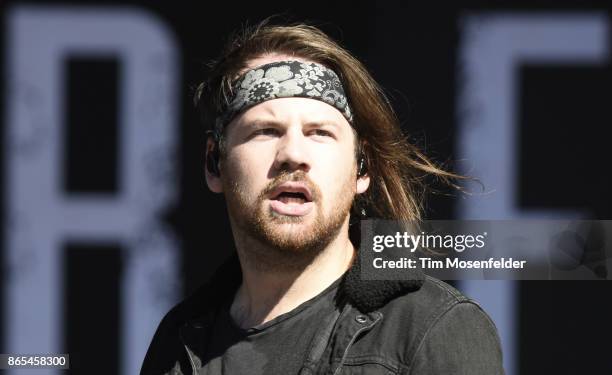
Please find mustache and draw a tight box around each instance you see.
[261,171,320,201]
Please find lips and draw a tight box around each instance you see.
[268,182,314,216]
[276,192,308,204]
[269,182,313,202]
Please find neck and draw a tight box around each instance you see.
[229,220,355,329]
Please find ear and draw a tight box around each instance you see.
[205,136,223,193]
[355,142,370,194]
[356,174,370,195]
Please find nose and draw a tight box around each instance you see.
[272,127,311,173]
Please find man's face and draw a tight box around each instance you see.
[210,96,369,257]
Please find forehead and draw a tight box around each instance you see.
[236,97,350,127]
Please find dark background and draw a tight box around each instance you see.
[1,1,611,374]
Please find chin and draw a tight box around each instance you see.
[262,219,323,250]
[268,217,315,234]
[270,212,313,224]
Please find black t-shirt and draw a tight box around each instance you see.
[199,276,342,374]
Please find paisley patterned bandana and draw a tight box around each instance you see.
[214,60,353,136]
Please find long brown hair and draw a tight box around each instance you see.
[194,20,469,224]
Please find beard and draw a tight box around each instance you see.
[223,169,355,272]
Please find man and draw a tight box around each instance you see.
[141,21,505,375]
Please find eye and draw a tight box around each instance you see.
[309,129,334,138]
[252,128,280,137]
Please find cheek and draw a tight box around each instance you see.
[313,151,356,199]
[223,147,271,198]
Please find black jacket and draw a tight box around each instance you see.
[141,253,505,374]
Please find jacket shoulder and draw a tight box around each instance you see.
[412,274,472,307]
[141,254,242,374]
[374,276,504,374]
[380,275,475,329]
[140,282,218,375]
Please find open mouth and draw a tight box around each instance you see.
[273,191,309,204]
[269,183,314,216]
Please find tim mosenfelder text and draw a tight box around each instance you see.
[372,257,527,270]
[370,231,527,270]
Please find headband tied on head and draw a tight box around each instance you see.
[214,60,353,136]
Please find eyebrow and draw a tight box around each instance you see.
[241,119,341,129]
[303,121,341,129]
[242,119,284,129]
